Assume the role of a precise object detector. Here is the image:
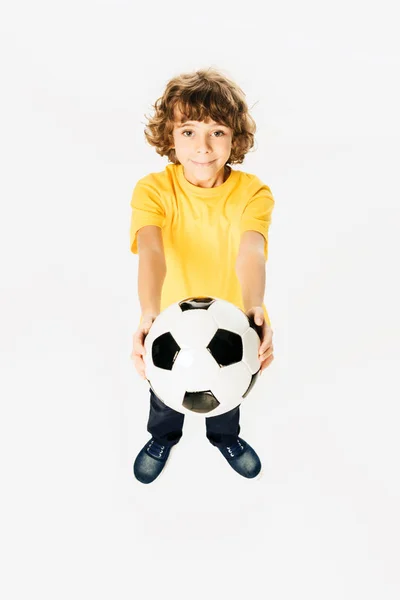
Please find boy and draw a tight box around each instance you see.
[130,68,275,484]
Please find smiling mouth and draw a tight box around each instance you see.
[192,159,215,166]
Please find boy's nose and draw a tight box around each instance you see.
[196,138,213,152]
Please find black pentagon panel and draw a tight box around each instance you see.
[182,390,220,414]
[207,328,243,366]
[243,370,260,398]
[152,332,180,370]
[179,297,216,312]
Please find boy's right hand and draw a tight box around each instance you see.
[130,314,158,380]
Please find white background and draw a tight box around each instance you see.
[1,0,399,598]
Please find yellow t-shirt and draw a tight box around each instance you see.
[129,163,275,326]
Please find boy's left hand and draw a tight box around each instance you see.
[245,306,274,374]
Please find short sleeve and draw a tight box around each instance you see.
[129,179,166,254]
[240,183,275,261]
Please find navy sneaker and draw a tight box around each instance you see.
[133,438,173,484]
[216,437,262,479]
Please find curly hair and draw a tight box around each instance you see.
[143,67,257,165]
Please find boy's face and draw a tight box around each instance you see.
[171,107,233,186]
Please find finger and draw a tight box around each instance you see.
[132,356,146,379]
[259,342,273,356]
[259,351,273,363]
[131,350,145,364]
[141,320,153,333]
[260,341,272,354]
[259,334,273,352]
[133,353,145,368]
[132,354,141,368]
[134,339,146,355]
[260,354,274,370]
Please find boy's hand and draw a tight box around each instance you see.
[245,306,274,374]
[130,314,158,380]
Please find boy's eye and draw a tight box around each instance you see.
[182,130,225,137]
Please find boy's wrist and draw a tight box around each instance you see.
[141,311,160,320]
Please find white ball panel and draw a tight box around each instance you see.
[242,327,261,374]
[210,361,252,405]
[208,298,249,335]
[170,309,218,349]
[173,347,220,391]
[145,364,187,410]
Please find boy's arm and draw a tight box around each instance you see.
[137,226,166,317]
[138,249,166,316]
[235,252,266,312]
[235,231,266,311]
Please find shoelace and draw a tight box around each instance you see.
[147,439,167,459]
[226,438,245,458]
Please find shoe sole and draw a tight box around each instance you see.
[232,465,264,481]
[252,468,264,481]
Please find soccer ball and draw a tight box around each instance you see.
[143,296,262,417]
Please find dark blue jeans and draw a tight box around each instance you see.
[147,388,241,448]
